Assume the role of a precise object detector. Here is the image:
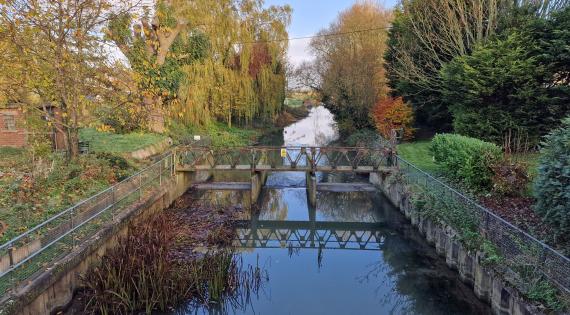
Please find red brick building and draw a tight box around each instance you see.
[0,106,27,147]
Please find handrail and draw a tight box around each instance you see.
[396,155,570,264]
[0,152,175,296]
[396,155,570,294]
[0,155,171,251]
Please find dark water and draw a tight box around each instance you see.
[178,107,490,315]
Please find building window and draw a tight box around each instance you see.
[3,114,16,131]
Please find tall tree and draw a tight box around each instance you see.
[309,1,392,134]
[107,0,211,131]
[385,0,504,131]
[440,6,570,146]
[1,0,129,158]
[107,0,291,128]
[175,0,291,126]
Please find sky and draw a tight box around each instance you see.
[264,0,398,66]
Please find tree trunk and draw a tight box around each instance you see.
[68,127,79,159]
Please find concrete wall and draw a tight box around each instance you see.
[0,171,208,315]
[369,171,543,315]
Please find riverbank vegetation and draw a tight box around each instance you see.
[298,0,569,254]
[76,195,266,314]
[0,151,137,242]
[304,2,392,135]
[0,0,294,243]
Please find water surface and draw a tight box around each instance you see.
[180,106,490,315]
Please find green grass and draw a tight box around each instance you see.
[0,147,25,157]
[397,140,440,174]
[167,120,259,147]
[204,122,259,147]
[80,128,167,153]
[397,140,541,176]
[284,98,303,107]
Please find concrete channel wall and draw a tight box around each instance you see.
[0,171,208,315]
[370,171,542,315]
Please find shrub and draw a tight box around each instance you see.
[345,129,380,147]
[372,97,415,140]
[431,134,502,191]
[534,117,570,238]
[491,159,530,197]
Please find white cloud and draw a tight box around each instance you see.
[287,38,314,66]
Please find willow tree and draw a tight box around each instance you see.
[107,0,211,131]
[175,0,291,127]
[309,1,392,134]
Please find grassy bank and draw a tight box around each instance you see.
[397,140,440,174]
[79,128,167,153]
[397,139,540,176]
[168,121,260,147]
[1,128,171,242]
[168,106,309,147]
[284,97,303,107]
[0,151,137,242]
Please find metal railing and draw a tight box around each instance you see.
[176,146,393,172]
[0,152,175,297]
[396,155,570,297]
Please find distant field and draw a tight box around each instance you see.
[284,98,303,107]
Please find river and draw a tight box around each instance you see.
[180,106,490,315]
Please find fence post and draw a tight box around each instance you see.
[70,207,75,249]
[8,246,14,267]
[159,160,162,186]
[172,150,176,176]
[111,186,116,221]
[139,173,143,201]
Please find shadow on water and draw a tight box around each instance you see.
[175,106,490,314]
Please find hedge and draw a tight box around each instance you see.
[431,134,502,191]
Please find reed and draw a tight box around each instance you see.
[81,211,266,314]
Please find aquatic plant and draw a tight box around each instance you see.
[81,211,267,314]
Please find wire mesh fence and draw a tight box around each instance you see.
[395,155,570,298]
[0,153,174,297]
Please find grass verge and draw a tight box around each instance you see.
[397,140,440,174]
[79,128,167,153]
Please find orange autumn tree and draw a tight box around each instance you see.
[372,97,415,140]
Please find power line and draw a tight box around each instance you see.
[238,25,390,44]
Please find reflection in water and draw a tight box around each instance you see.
[284,106,339,147]
[183,188,490,315]
[178,106,489,314]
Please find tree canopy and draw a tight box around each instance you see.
[308,1,392,134]
[107,0,291,128]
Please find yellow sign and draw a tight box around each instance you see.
[280,148,287,158]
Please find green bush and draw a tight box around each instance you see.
[431,134,502,191]
[345,129,380,147]
[534,117,570,238]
